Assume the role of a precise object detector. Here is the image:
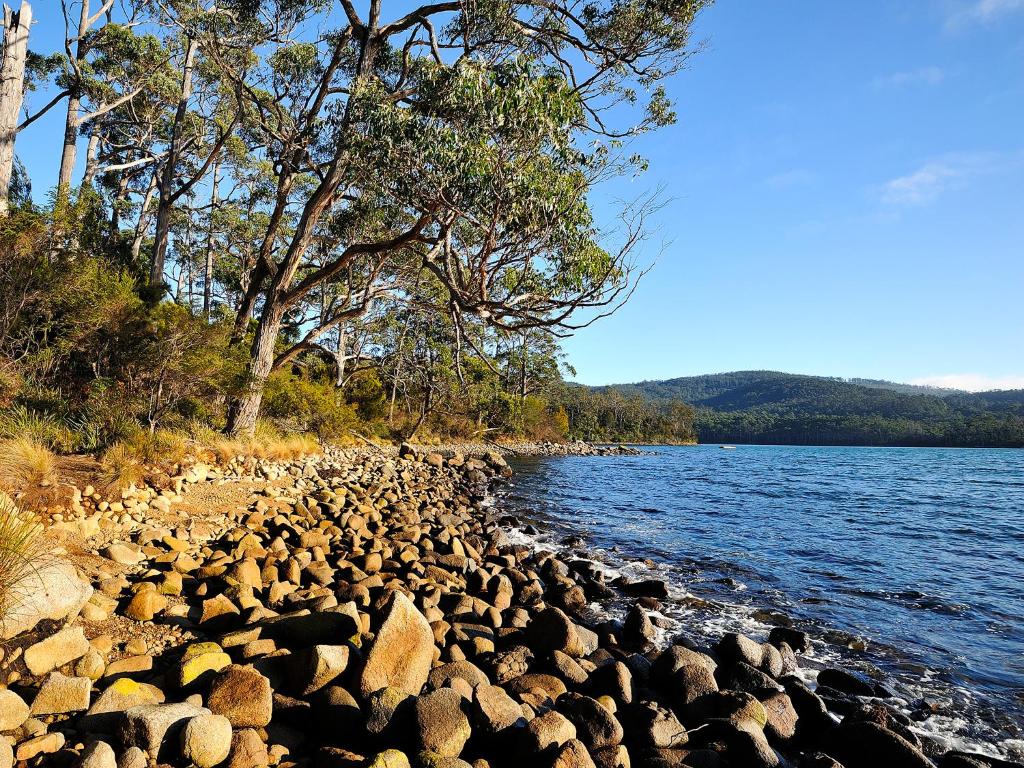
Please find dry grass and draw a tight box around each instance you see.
[0,494,46,619]
[98,441,146,492]
[0,437,57,493]
[200,423,320,464]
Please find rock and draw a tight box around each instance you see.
[29,671,92,714]
[179,642,232,687]
[77,740,117,768]
[0,736,10,768]
[83,677,164,731]
[181,713,233,768]
[561,693,624,750]
[118,746,148,768]
[831,720,935,768]
[760,691,798,743]
[125,590,167,621]
[490,646,534,684]
[525,710,577,753]
[415,688,472,757]
[24,625,91,675]
[366,687,414,737]
[227,728,269,768]
[526,607,591,658]
[717,633,766,669]
[0,689,29,730]
[102,543,144,565]
[428,661,489,691]
[15,732,64,761]
[817,668,877,697]
[472,684,525,734]
[121,702,210,758]
[367,750,411,768]
[622,701,688,749]
[622,604,656,648]
[0,559,93,639]
[667,662,718,707]
[552,739,598,768]
[360,591,435,698]
[768,627,809,653]
[207,665,273,728]
[289,644,350,695]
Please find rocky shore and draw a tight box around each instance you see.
[403,441,649,458]
[0,445,1012,768]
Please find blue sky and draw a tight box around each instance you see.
[14,1,1024,390]
[569,0,1024,389]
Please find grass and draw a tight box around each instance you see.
[0,437,57,493]
[98,441,146,492]
[0,494,46,620]
[0,406,77,453]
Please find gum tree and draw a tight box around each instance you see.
[191,0,709,435]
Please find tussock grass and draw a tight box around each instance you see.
[0,494,46,620]
[98,441,146,492]
[0,406,77,453]
[0,437,57,493]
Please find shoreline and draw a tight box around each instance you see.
[0,446,1015,767]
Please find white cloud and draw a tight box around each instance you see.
[873,66,945,88]
[947,0,1024,29]
[909,374,1024,392]
[880,152,1006,206]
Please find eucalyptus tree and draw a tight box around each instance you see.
[0,1,32,215]
[189,0,708,435]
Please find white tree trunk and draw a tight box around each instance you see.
[0,1,32,215]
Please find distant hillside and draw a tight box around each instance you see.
[594,371,1024,447]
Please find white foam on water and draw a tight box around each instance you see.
[495,508,1017,760]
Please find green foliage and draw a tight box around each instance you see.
[604,371,1024,447]
[263,371,358,439]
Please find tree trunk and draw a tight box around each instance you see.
[0,1,31,216]
[108,170,129,238]
[203,157,219,316]
[56,91,81,196]
[130,170,158,263]
[226,300,284,436]
[81,125,100,186]
[149,36,197,289]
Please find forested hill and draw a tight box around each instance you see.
[594,371,1024,447]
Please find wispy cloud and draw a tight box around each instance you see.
[880,152,1009,206]
[910,373,1024,392]
[765,169,816,189]
[873,66,945,88]
[946,0,1024,29]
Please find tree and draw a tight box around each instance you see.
[199,0,709,435]
[0,1,32,215]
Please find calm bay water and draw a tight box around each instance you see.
[504,445,1024,755]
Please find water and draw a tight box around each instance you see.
[502,445,1024,756]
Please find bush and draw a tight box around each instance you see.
[263,372,357,439]
[0,438,56,493]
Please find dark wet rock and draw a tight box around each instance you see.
[769,627,810,653]
[816,668,876,698]
[830,720,936,768]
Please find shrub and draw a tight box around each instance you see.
[263,372,357,439]
[0,494,45,620]
[98,441,146,491]
[0,438,56,493]
[0,406,77,452]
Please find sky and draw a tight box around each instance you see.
[567,0,1024,389]
[13,1,1024,391]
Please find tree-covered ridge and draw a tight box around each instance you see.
[596,371,1024,447]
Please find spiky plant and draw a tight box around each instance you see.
[0,494,46,621]
[0,437,56,492]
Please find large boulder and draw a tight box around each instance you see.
[360,591,435,698]
[181,713,233,768]
[121,703,210,758]
[24,625,90,676]
[414,688,472,757]
[207,665,273,728]
[0,558,92,639]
